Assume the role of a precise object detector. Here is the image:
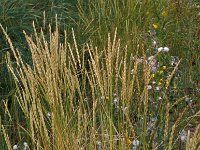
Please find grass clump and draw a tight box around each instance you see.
[0,20,199,149]
[0,0,199,150]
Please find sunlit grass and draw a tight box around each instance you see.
[0,0,199,150]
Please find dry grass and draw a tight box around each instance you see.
[186,122,200,150]
[0,18,199,149]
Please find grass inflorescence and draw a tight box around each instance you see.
[0,0,199,150]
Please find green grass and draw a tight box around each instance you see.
[0,0,200,149]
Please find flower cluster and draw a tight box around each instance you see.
[157,47,169,52]
[13,142,28,150]
[179,130,188,142]
[132,139,140,150]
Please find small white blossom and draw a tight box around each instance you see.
[163,47,169,52]
[180,130,187,142]
[158,47,164,52]
[170,61,175,66]
[152,40,157,46]
[132,140,140,150]
[158,97,162,100]
[13,145,18,150]
[156,86,160,91]
[181,135,187,142]
[152,81,156,84]
[113,98,118,104]
[23,142,28,150]
[147,85,152,90]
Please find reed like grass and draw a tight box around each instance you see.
[0,0,199,150]
[0,18,198,149]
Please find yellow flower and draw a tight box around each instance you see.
[159,79,163,82]
[152,74,155,78]
[158,82,162,86]
[161,10,168,17]
[153,23,158,29]
[162,66,167,70]
[158,70,163,74]
[126,138,132,145]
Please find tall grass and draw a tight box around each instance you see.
[0,0,199,149]
[0,17,199,149]
[0,0,79,109]
[77,0,200,86]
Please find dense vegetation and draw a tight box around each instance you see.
[0,0,199,149]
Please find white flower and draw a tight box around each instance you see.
[132,140,139,145]
[152,40,157,46]
[163,47,169,52]
[158,47,164,52]
[132,140,140,150]
[113,98,118,104]
[170,61,175,66]
[158,97,162,100]
[152,81,156,84]
[147,85,152,90]
[181,135,187,142]
[156,86,160,91]
[180,130,187,142]
[23,142,28,146]
[23,142,28,150]
[13,145,18,150]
